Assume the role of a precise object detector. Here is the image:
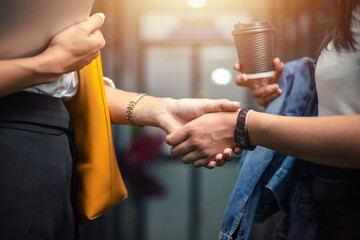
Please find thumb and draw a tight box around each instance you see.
[165,126,189,146]
[161,122,182,135]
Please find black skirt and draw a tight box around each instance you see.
[0,92,77,240]
[313,164,360,240]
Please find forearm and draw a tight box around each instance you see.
[105,86,241,134]
[0,54,60,97]
[247,111,360,168]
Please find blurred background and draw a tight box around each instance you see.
[80,0,337,239]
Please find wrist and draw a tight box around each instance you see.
[132,95,174,128]
[227,111,240,149]
[126,93,148,127]
[154,97,176,130]
[33,49,62,83]
[245,110,255,146]
[234,108,256,150]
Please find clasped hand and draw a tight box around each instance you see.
[166,111,239,169]
[165,58,284,169]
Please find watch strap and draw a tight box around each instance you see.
[234,108,256,151]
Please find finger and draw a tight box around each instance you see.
[215,153,226,166]
[170,140,194,158]
[216,159,226,167]
[272,57,284,82]
[235,73,251,87]
[193,158,211,168]
[166,126,189,146]
[236,74,268,89]
[202,99,241,113]
[80,13,105,34]
[90,30,106,49]
[216,153,224,162]
[273,57,284,72]
[259,77,270,86]
[256,90,282,107]
[233,62,241,71]
[206,161,217,169]
[261,90,282,103]
[251,84,280,99]
[223,148,234,161]
[181,150,207,164]
[233,147,242,154]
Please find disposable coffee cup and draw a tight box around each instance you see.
[232,21,275,79]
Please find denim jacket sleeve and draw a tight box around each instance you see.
[219,57,318,240]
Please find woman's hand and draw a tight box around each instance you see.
[157,98,241,134]
[165,111,238,168]
[235,58,284,107]
[39,13,106,80]
[105,88,241,132]
[209,58,284,165]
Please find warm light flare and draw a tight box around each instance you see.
[211,68,232,86]
[186,0,207,8]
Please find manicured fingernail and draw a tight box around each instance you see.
[97,13,105,21]
[234,147,242,154]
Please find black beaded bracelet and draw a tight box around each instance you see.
[234,108,256,151]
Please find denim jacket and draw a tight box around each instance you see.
[219,57,318,240]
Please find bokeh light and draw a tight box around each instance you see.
[211,68,232,86]
[186,0,207,8]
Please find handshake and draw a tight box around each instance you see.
[127,58,284,169]
[160,98,242,169]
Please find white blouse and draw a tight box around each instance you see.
[24,72,79,100]
[24,72,115,100]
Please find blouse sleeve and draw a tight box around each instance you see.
[103,76,116,89]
